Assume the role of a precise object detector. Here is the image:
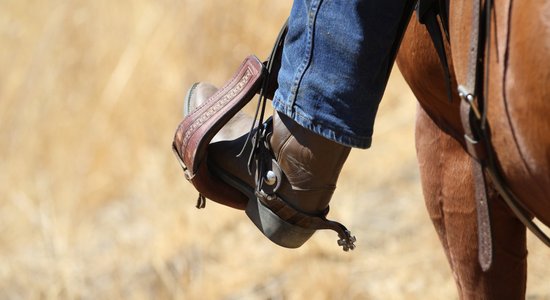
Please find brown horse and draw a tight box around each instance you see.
[396,0,550,298]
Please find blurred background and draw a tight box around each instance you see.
[1,0,548,299]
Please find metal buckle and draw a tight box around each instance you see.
[464,133,478,145]
[458,85,481,119]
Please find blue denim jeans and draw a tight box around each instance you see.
[273,0,412,148]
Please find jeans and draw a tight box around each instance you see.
[273,0,412,149]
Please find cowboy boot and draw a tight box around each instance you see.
[208,110,354,250]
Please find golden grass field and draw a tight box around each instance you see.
[1,1,549,299]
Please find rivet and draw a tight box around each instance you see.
[265,170,277,185]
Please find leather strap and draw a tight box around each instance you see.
[459,92,493,271]
[418,0,495,270]
[456,0,494,271]
[458,0,550,271]
[417,0,453,102]
[255,190,356,251]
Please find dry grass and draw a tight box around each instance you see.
[1,1,548,299]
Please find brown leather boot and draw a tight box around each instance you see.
[208,109,355,250]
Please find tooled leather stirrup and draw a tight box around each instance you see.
[172,56,266,210]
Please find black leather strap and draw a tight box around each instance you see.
[417,0,453,102]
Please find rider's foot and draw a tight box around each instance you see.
[208,109,352,248]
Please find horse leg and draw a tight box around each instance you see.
[416,105,528,299]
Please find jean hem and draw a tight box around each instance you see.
[272,99,372,149]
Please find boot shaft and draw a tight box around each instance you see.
[270,111,351,213]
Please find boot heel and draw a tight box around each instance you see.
[245,196,315,248]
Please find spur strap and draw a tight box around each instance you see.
[256,190,356,251]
